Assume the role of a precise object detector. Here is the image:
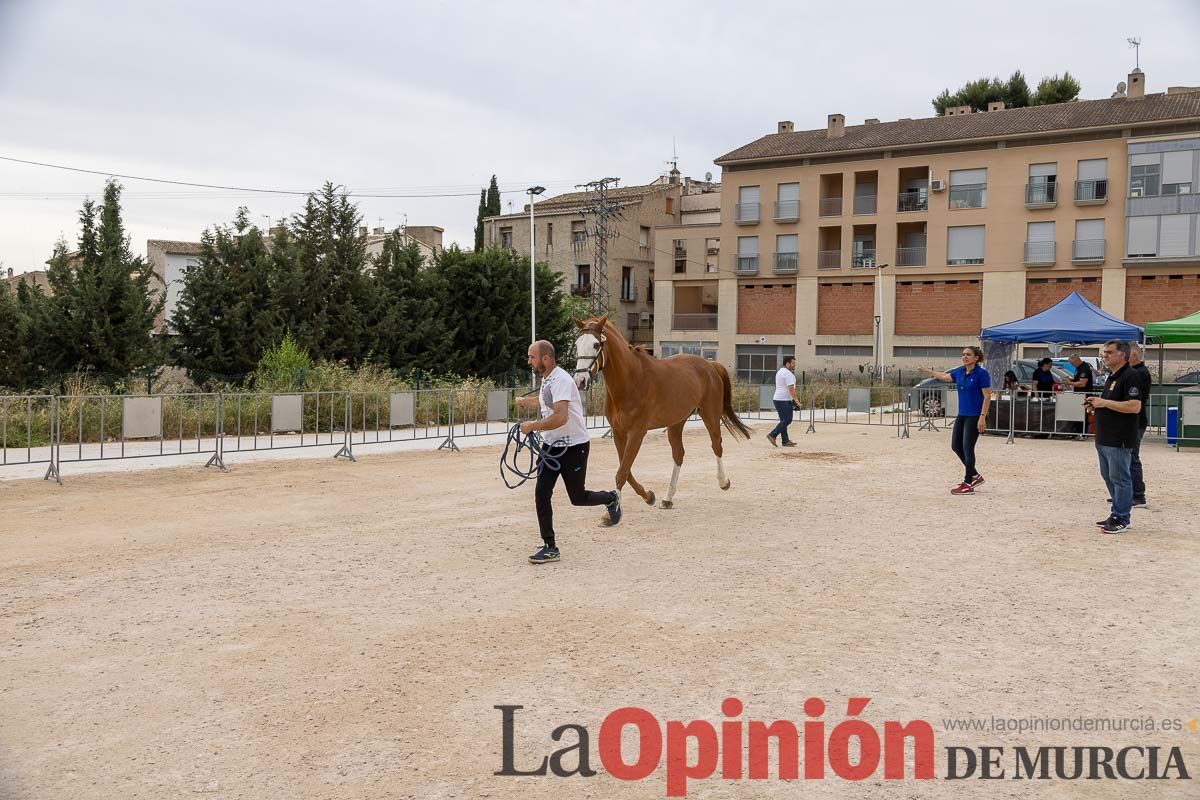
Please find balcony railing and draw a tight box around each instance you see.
[1072,238,1106,262]
[851,248,877,268]
[672,312,718,331]
[853,194,877,215]
[735,256,759,275]
[818,197,842,216]
[570,283,592,297]
[1126,193,1200,216]
[773,252,799,274]
[1025,182,1057,207]
[1075,179,1108,203]
[735,203,760,224]
[774,199,800,221]
[949,184,986,209]
[895,246,926,267]
[1023,241,1056,265]
[629,325,654,345]
[817,249,841,269]
[620,286,638,302]
[897,189,928,212]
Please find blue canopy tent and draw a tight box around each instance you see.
[979,291,1143,346]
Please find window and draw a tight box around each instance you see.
[1159,214,1192,257]
[1129,154,1161,197]
[639,226,650,248]
[545,222,553,246]
[894,346,965,358]
[1074,219,1105,260]
[1025,221,1055,263]
[499,226,513,249]
[661,341,718,360]
[665,196,674,214]
[947,225,985,265]
[737,236,759,272]
[576,265,590,286]
[571,220,587,243]
[736,344,795,384]
[705,237,719,273]
[776,182,800,219]
[737,185,761,223]
[948,169,987,209]
[673,239,687,274]
[621,266,633,300]
[1076,159,1108,201]
[1027,163,1057,204]
[1126,217,1157,257]
[1162,151,1194,196]
[817,345,873,356]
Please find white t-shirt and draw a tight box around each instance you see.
[773,366,797,401]
[538,366,589,445]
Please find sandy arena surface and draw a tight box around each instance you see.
[2,421,1198,799]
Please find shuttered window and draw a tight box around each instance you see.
[947,225,985,264]
[1029,163,1057,178]
[1127,216,1157,257]
[1075,219,1104,240]
[1077,159,1107,180]
[1162,151,1194,184]
[950,168,987,185]
[737,236,758,256]
[1026,221,1055,242]
[1159,214,1192,257]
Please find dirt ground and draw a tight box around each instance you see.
[2,421,1198,799]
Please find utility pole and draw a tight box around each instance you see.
[578,177,620,317]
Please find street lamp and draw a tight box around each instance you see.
[527,186,545,348]
[870,261,890,382]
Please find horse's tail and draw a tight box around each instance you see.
[713,362,752,440]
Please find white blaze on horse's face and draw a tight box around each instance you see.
[573,331,602,391]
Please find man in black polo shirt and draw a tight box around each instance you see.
[1128,343,1152,508]
[1084,340,1143,534]
[1066,355,1095,392]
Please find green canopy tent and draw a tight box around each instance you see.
[1145,309,1200,385]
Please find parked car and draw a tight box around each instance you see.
[1173,369,1200,384]
[1051,356,1105,379]
[911,359,1073,418]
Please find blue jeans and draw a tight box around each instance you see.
[1096,444,1133,525]
[769,400,794,443]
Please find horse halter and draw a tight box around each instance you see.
[573,326,608,380]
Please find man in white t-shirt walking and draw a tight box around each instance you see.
[516,340,622,564]
[767,355,799,447]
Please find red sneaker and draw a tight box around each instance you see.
[950,482,975,495]
[969,474,985,488]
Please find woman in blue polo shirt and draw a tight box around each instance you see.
[918,346,992,495]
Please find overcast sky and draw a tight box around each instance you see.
[1,0,1197,274]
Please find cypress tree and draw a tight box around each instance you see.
[473,188,487,251]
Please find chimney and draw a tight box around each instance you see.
[945,105,973,117]
[1127,68,1145,99]
[987,100,1005,112]
[373,226,386,235]
[358,226,368,236]
[778,120,794,133]
[826,113,845,138]
[864,118,880,125]
[668,166,680,185]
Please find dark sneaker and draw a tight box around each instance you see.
[782,441,797,447]
[1132,497,1148,509]
[969,474,985,488]
[529,545,560,564]
[767,434,778,448]
[1096,515,1115,527]
[605,493,622,526]
[1099,519,1129,534]
[950,482,974,495]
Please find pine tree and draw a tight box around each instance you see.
[1003,70,1032,108]
[1032,72,1082,106]
[933,69,1076,114]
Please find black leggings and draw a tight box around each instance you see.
[535,441,615,548]
[951,415,981,484]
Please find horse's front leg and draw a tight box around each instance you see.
[614,426,655,506]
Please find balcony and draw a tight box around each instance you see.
[629,325,654,345]
[851,248,877,269]
[620,286,638,302]
[735,203,760,225]
[818,197,842,217]
[949,184,986,209]
[774,199,800,222]
[897,190,928,213]
[570,283,592,297]
[1023,241,1056,266]
[853,195,877,215]
[817,249,841,269]
[773,252,798,275]
[896,246,926,267]
[1072,239,1106,263]
[1074,179,1108,204]
[673,312,718,331]
[1126,193,1200,216]
[735,256,759,275]
[1025,182,1057,208]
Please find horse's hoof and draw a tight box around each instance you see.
[646,491,656,506]
[720,479,731,491]
[661,500,673,510]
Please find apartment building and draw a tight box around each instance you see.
[654,69,1200,380]
[483,171,719,347]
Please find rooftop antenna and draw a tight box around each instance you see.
[1127,36,1141,69]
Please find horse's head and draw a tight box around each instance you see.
[572,316,608,392]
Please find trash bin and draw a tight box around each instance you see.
[1166,407,1179,445]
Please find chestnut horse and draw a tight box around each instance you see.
[572,316,751,509]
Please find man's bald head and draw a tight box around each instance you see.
[527,340,556,377]
[532,340,555,360]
